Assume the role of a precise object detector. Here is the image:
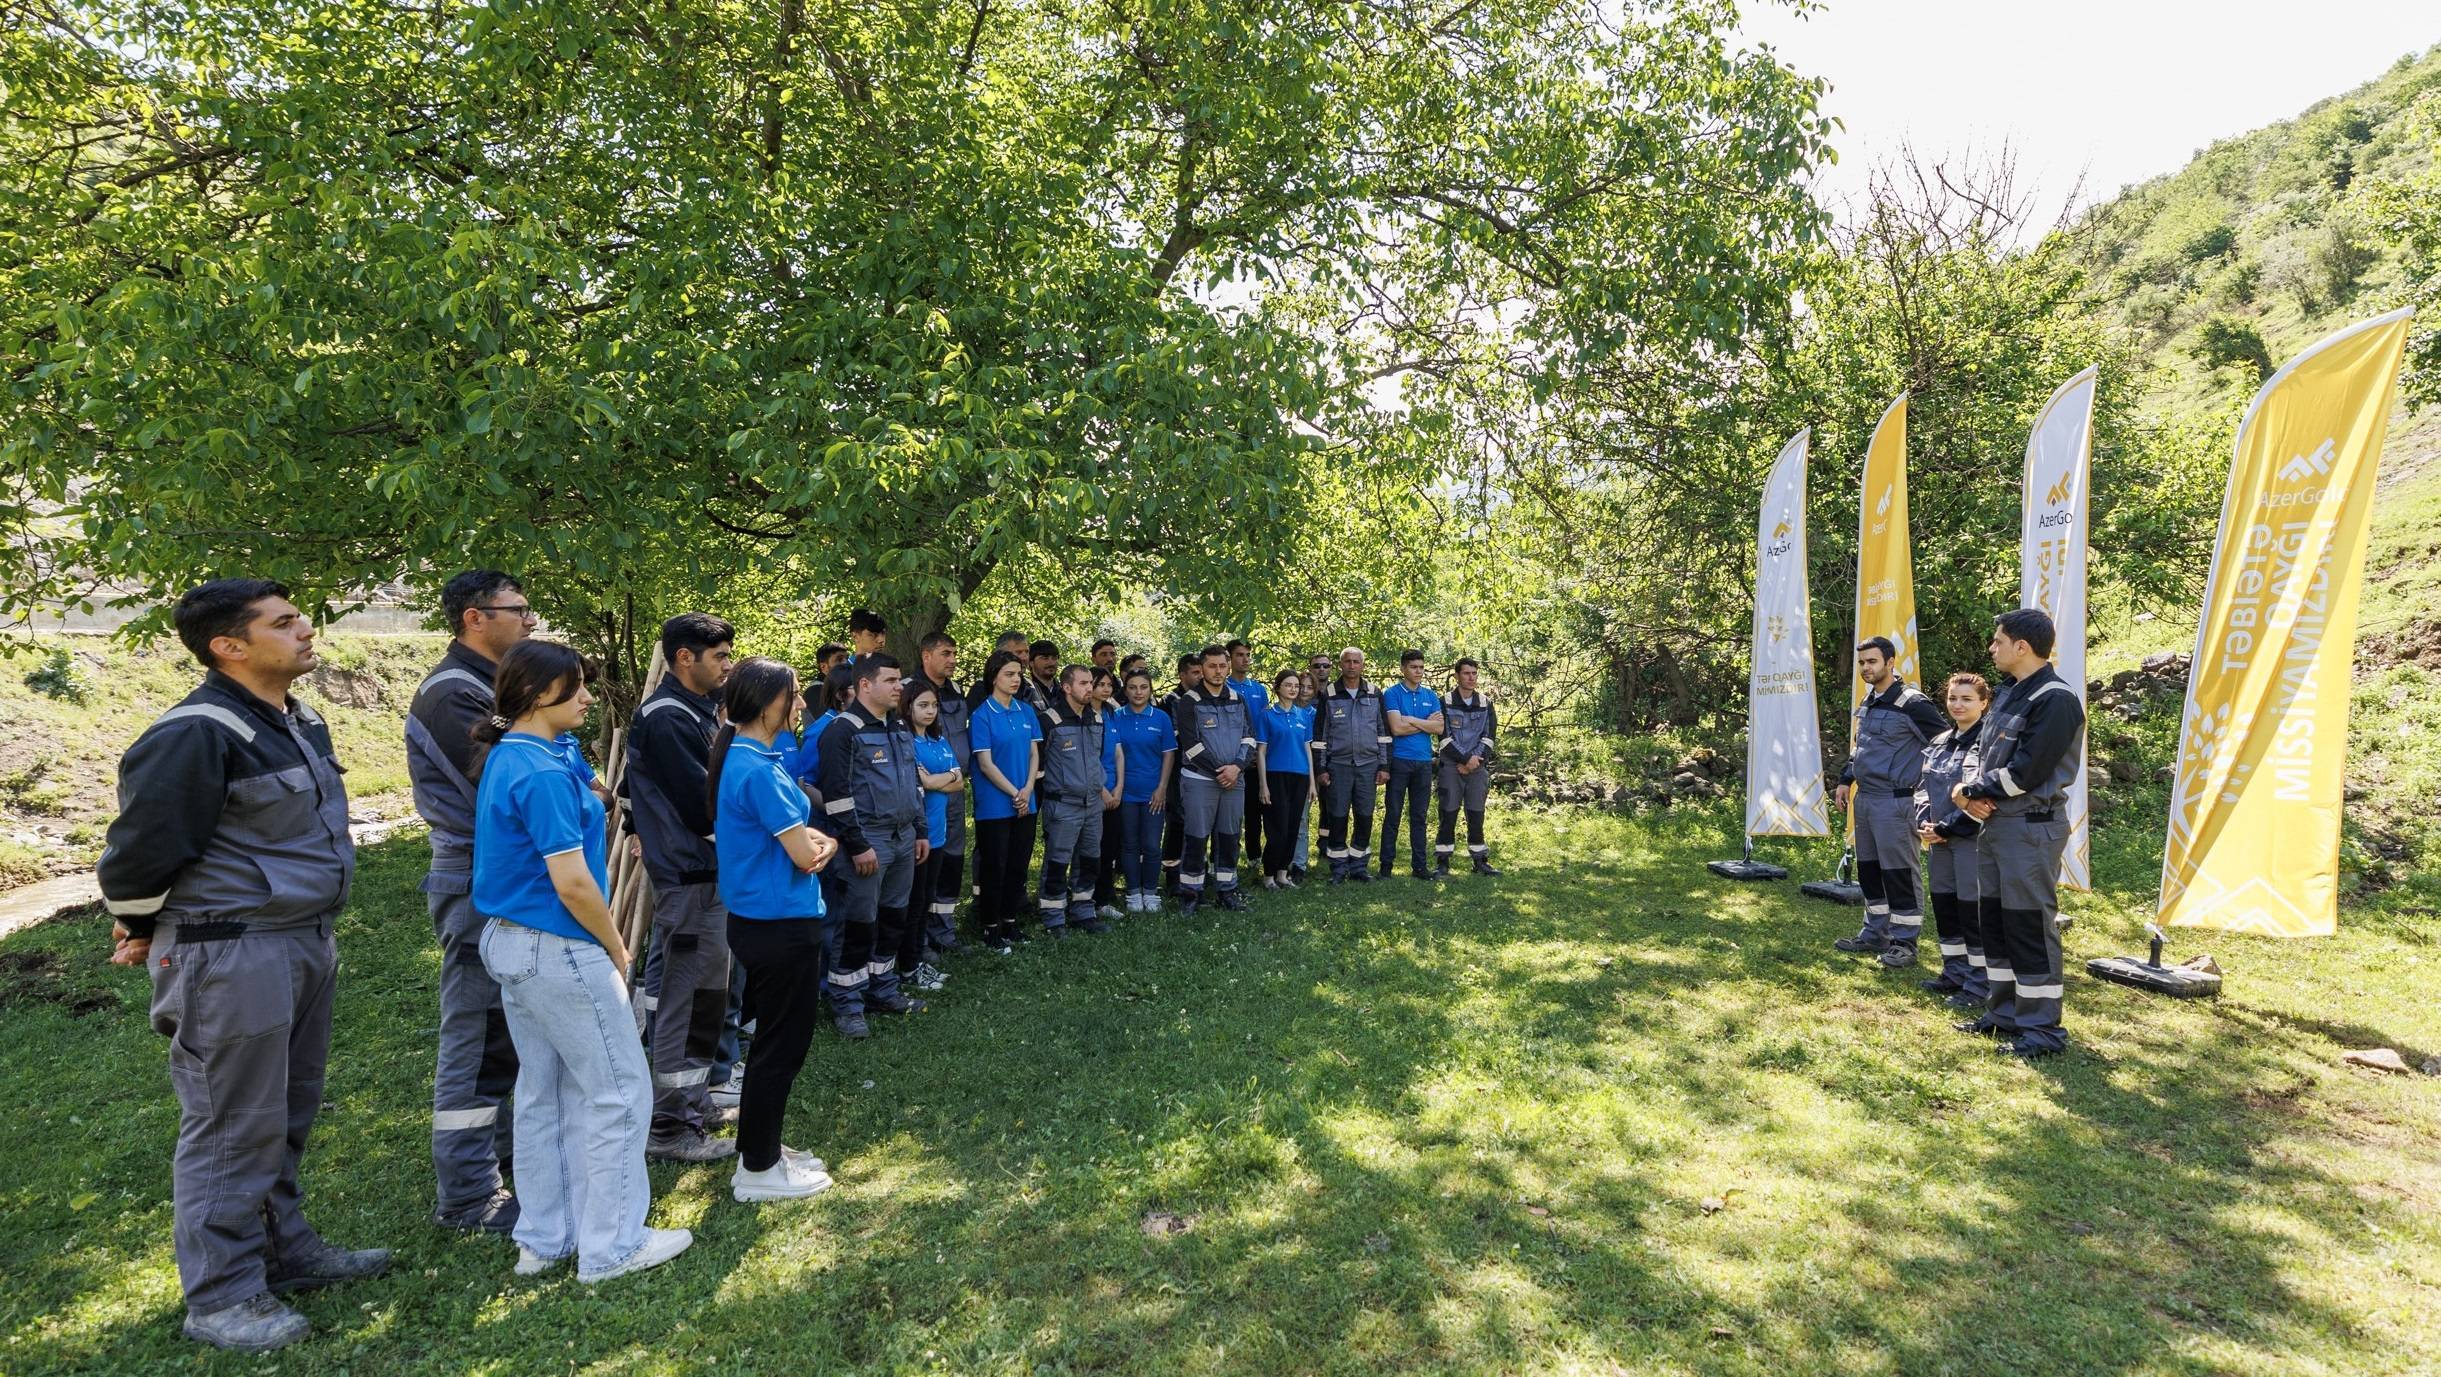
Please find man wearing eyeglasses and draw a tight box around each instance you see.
[406,570,535,1236]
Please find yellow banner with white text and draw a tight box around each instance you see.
[1851,393,1920,706]
[2160,309,2412,937]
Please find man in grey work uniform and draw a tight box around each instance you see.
[1433,657,1502,877]
[1831,636,1948,968]
[627,613,738,1162]
[1169,643,1259,913]
[1317,648,1392,884]
[1037,665,1114,935]
[404,569,530,1232]
[101,580,390,1351]
[812,654,930,1038]
[1953,609,2088,1059]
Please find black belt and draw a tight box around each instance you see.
[170,916,333,942]
[678,868,718,886]
[2022,809,2057,822]
[174,921,251,943]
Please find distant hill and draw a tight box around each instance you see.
[2071,41,2440,424]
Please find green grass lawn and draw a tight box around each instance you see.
[2,805,2435,1376]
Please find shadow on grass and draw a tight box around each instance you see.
[2,814,2431,1375]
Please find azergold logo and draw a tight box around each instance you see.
[2045,469,2075,505]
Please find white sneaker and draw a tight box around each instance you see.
[733,1156,835,1202]
[577,1227,692,1284]
[781,1145,829,1174]
[514,1246,568,1277]
[912,962,948,991]
[708,1070,745,1109]
[1098,904,1124,921]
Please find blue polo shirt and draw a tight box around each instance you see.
[1105,702,1178,804]
[715,737,827,921]
[913,734,958,849]
[1228,676,1271,716]
[1257,703,1316,775]
[785,709,838,785]
[970,695,1042,821]
[473,732,607,944]
[1383,682,1444,762]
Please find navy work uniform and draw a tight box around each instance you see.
[625,677,730,1142]
[1835,679,1948,962]
[1434,690,1500,875]
[813,702,925,1030]
[1157,681,1191,893]
[911,672,970,952]
[404,641,519,1226]
[1318,681,1392,881]
[1958,664,2087,1055]
[1036,698,1109,932]
[1226,672,1272,872]
[1912,720,1986,1001]
[1169,682,1259,909]
[98,673,374,1326]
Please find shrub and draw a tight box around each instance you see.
[22,648,89,705]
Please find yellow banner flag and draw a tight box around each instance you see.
[2161,309,2412,937]
[1851,393,1919,706]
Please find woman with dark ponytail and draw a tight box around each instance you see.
[709,656,841,1202]
[471,641,692,1283]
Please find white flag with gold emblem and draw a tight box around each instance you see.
[1747,430,1829,836]
[2161,309,2412,937]
[2021,368,2096,890]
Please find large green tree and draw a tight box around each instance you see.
[3,0,1829,681]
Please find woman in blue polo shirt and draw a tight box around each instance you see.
[472,641,691,1284]
[901,682,962,990]
[1105,667,1177,912]
[710,657,840,1204]
[1256,668,1317,889]
[968,650,1042,951]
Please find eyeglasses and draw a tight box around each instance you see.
[476,604,538,621]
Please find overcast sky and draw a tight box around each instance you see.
[1736,1,2440,223]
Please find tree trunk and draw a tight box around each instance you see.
[884,595,951,669]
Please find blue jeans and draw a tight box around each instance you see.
[1117,802,1162,893]
[480,920,653,1279]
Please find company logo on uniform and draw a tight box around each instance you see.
[2278,439,2335,484]
[869,749,888,763]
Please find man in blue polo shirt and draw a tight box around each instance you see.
[1380,649,1445,880]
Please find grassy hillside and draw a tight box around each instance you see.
[2074,42,2441,419]
[0,634,442,888]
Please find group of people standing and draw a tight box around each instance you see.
[1828,608,2088,1061]
[97,571,1507,1351]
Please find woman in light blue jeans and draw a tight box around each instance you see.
[470,641,691,1283]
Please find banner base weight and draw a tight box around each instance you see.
[2087,955,2221,998]
[1799,880,1864,905]
[1707,859,1788,881]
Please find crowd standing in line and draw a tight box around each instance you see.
[98,571,2079,1351]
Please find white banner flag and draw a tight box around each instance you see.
[2020,367,2096,890]
[1747,430,1830,837]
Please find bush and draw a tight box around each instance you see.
[2180,219,2238,263]
[2188,315,2274,383]
[22,648,89,705]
